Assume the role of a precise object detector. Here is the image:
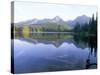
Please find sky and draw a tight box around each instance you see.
[14,1,97,23]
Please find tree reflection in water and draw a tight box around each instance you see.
[15,32,97,69]
[73,34,97,69]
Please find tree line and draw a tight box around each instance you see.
[73,14,97,35]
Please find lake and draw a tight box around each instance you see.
[11,33,97,74]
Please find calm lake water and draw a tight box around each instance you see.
[12,33,97,73]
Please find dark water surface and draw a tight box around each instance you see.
[12,33,97,73]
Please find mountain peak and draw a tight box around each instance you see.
[81,15,88,17]
[76,15,90,20]
[66,15,90,26]
[53,16,62,20]
[52,16,63,23]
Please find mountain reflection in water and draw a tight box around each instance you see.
[12,33,97,73]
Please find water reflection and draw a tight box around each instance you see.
[74,34,97,69]
[13,32,97,73]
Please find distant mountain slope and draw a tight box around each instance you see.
[15,15,91,27]
[66,15,90,26]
